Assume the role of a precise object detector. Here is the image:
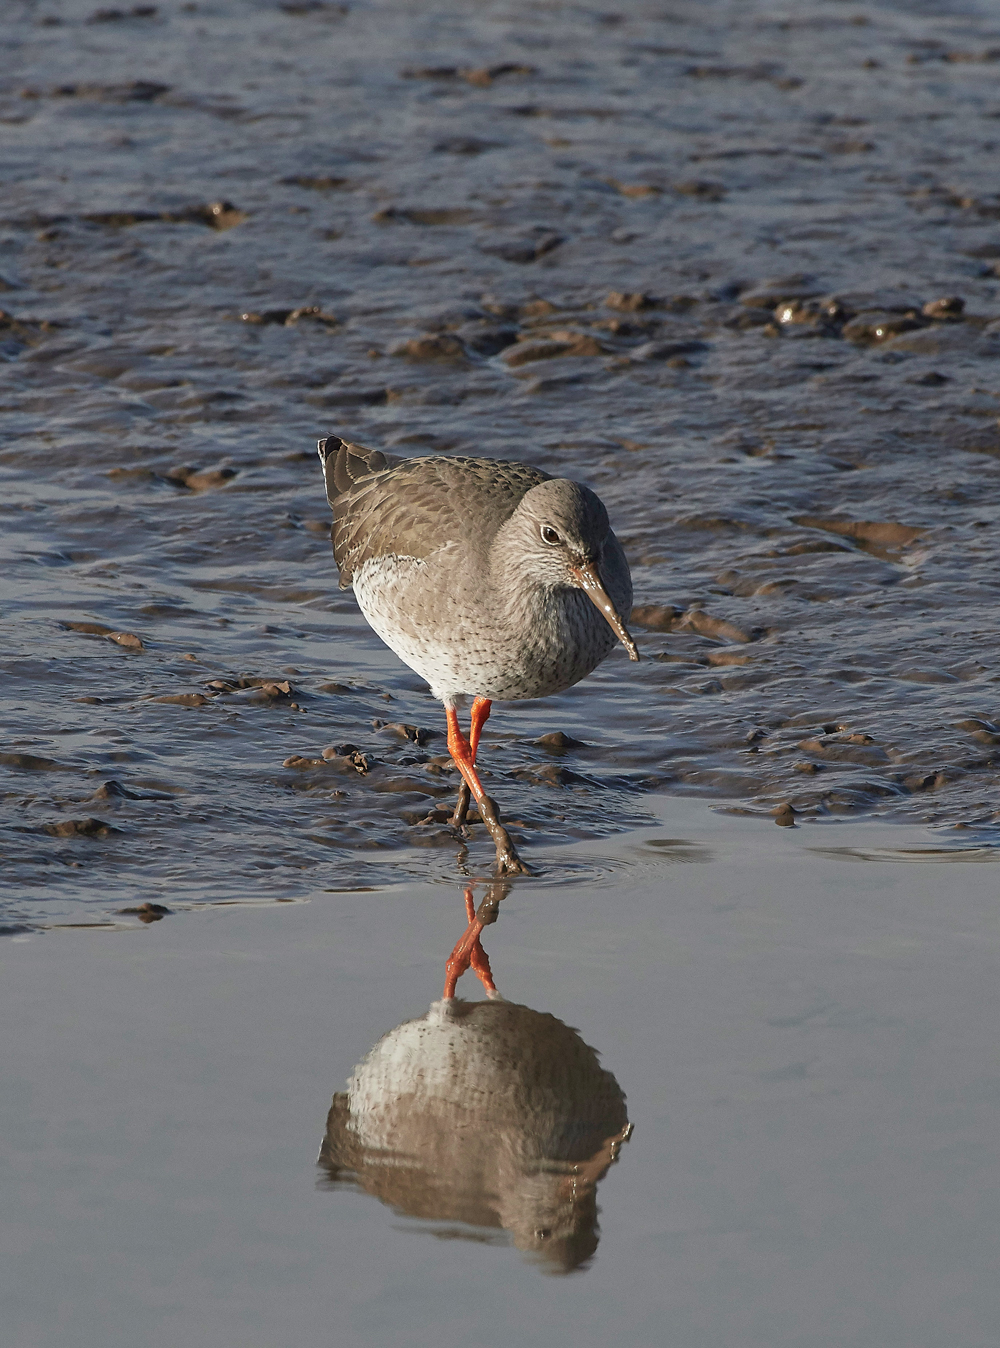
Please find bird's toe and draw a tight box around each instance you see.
[495,849,532,877]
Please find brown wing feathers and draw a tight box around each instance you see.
[317,435,398,502]
[317,435,550,589]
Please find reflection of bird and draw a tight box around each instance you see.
[318,436,638,874]
[318,997,631,1274]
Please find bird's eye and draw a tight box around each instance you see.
[540,526,561,545]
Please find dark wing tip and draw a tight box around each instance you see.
[317,435,344,465]
[317,435,391,505]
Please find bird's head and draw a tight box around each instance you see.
[508,478,639,661]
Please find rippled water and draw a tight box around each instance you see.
[5,0,1000,926]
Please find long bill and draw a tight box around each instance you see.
[571,562,640,662]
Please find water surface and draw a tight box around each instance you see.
[5,0,1000,923]
[4,6,1000,1340]
[4,802,1000,1347]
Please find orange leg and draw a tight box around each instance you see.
[443,885,497,999]
[446,703,528,875]
[449,697,492,830]
[468,695,491,758]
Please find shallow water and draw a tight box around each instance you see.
[4,5,1000,1336]
[5,0,1000,922]
[5,801,1000,1347]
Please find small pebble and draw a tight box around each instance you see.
[606,291,655,311]
[629,604,679,631]
[117,901,171,922]
[535,731,585,749]
[921,296,964,320]
[44,817,119,837]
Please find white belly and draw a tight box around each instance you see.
[351,552,617,704]
[351,552,489,701]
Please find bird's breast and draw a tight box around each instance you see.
[488,583,617,700]
[349,549,623,703]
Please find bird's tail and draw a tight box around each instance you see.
[317,435,394,505]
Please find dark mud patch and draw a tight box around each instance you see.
[6,0,1000,923]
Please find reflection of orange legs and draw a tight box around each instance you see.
[446,699,527,875]
[444,886,497,999]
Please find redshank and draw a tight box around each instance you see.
[317,435,639,874]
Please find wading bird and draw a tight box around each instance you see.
[318,436,638,874]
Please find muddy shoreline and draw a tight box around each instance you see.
[5,0,1000,923]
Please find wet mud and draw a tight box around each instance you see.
[5,0,1000,924]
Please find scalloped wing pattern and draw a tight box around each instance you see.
[324,446,550,589]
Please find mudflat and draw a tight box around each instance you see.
[5,0,1000,915]
[4,0,1000,1342]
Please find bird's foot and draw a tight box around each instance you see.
[494,842,532,877]
[475,793,531,876]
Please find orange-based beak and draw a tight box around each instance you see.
[571,561,640,661]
